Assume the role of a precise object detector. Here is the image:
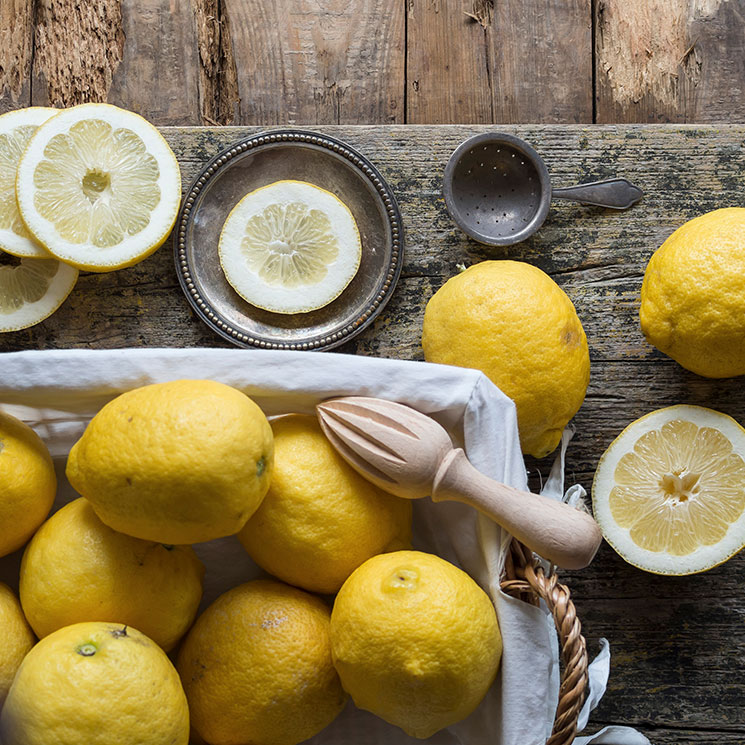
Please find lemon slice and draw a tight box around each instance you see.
[593,405,745,574]
[0,107,58,258]
[16,103,181,272]
[218,180,361,314]
[0,253,78,332]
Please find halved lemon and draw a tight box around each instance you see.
[0,253,78,332]
[218,180,361,314]
[0,107,58,258]
[16,103,181,272]
[593,405,745,574]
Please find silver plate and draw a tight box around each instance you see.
[174,130,404,351]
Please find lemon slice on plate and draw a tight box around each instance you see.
[593,405,745,574]
[16,103,181,272]
[0,107,58,258]
[218,180,361,314]
[0,254,78,332]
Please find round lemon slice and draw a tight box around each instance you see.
[593,405,745,575]
[0,107,58,259]
[16,103,181,272]
[218,180,361,314]
[0,253,78,332]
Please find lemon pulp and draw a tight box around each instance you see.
[593,405,745,574]
[219,180,361,314]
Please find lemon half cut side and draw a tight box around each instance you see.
[0,107,58,258]
[16,103,181,272]
[219,180,362,314]
[593,405,745,575]
[0,254,78,332]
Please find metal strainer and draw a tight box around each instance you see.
[443,132,643,246]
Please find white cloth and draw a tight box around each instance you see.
[0,348,648,745]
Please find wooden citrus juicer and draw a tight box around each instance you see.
[316,396,603,570]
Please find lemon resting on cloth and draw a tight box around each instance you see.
[330,550,502,739]
[0,622,189,745]
[422,260,590,458]
[66,379,274,544]
[640,207,745,378]
[238,414,412,594]
[218,180,361,314]
[19,498,204,651]
[0,583,35,710]
[593,405,745,574]
[177,579,347,745]
[0,409,57,558]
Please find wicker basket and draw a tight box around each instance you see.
[500,541,589,745]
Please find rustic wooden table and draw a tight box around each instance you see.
[3,2,745,744]
[3,123,745,743]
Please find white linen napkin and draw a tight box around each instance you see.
[0,348,648,745]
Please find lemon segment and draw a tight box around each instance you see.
[0,107,57,258]
[219,180,361,314]
[16,103,181,272]
[593,405,745,574]
[0,254,78,332]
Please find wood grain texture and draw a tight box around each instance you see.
[222,0,405,125]
[595,0,745,122]
[106,0,202,124]
[0,0,34,111]
[407,0,593,123]
[2,124,745,743]
[31,0,125,107]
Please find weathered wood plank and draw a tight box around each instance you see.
[595,0,745,123]
[0,0,34,112]
[106,0,202,124]
[407,0,593,123]
[3,124,745,743]
[221,0,405,125]
[31,0,125,108]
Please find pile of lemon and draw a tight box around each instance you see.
[0,381,502,745]
[0,104,182,333]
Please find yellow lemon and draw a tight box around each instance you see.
[593,405,745,574]
[0,583,35,710]
[66,379,274,544]
[219,180,361,314]
[238,415,411,593]
[16,103,181,272]
[0,622,188,745]
[640,208,745,378]
[330,550,502,739]
[0,410,56,558]
[177,579,347,745]
[422,260,590,458]
[19,498,204,651]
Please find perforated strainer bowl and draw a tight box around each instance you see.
[443,132,642,246]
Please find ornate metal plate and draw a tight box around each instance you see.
[174,130,403,351]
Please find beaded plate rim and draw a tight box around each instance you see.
[173,129,404,351]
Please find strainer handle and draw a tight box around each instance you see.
[552,178,642,209]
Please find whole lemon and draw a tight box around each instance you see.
[66,380,274,544]
[0,583,35,710]
[0,410,56,557]
[238,415,411,593]
[19,498,204,651]
[640,208,745,378]
[330,550,502,739]
[422,261,590,458]
[177,579,347,745]
[0,621,189,745]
